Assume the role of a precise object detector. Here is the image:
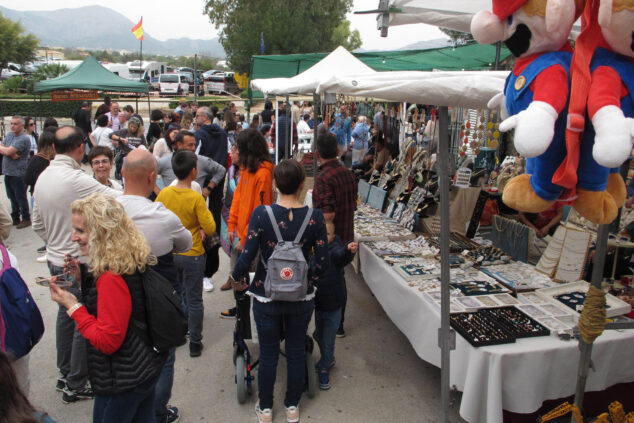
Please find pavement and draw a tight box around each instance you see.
[1,170,467,423]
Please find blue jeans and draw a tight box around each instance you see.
[313,308,342,370]
[253,299,314,409]
[173,254,205,343]
[93,376,158,423]
[154,347,175,420]
[5,175,30,221]
[48,262,88,390]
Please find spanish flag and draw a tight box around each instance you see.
[131,18,143,41]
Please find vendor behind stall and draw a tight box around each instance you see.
[518,204,564,238]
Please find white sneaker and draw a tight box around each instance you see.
[255,402,273,423]
[285,405,300,423]
[36,255,47,263]
[203,277,214,292]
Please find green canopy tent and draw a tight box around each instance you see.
[248,43,511,100]
[33,55,150,126]
[34,55,149,93]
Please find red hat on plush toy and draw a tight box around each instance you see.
[492,0,527,20]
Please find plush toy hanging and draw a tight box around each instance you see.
[551,0,633,224]
[567,0,634,223]
[471,0,584,215]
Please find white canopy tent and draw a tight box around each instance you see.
[317,70,508,109]
[250,46,376,96]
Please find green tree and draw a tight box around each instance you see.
[203,0,359,74]
[332,20,362,51]
[0,13,39,69]
[33,63,70,81]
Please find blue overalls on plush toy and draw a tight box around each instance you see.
[578,48,634,192]
[504,51,572,202]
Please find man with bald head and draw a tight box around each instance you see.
[117,149,192,423]
[32,125,121,403]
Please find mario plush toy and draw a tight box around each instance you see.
[471,0,584,214]
[565,0,634,223]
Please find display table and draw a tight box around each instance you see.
[358,243,634,423]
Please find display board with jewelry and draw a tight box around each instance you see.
[354,203,415,241]
[450,311,516,347]
[464,245,511,266]
[479,262,557,293]
[535,281,632,318]
[366,236,439,258]
[483,307,550,339]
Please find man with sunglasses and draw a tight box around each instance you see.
[0,116,32,228]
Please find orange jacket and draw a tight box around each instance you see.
[227,161,274,246]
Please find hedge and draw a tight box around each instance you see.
[0,100,86,118]
[167,99,231,109]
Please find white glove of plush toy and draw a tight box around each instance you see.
[487,92,508,120]
[592,105,634,168]
[500,101,558,158]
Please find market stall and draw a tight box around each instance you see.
[354,210,634,423]
[314,65,634,422]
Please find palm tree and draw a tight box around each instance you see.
[33,63,69,81]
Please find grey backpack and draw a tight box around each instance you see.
[262,205,313,301]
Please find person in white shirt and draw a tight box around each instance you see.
[117,149,192,423]
[297,114,313,137]
[32,126,121,402]
[106,102,121,131]
[89,114,114,149]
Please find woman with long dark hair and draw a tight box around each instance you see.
[220,128,275,317]
[0,351,56,423]
[153,126,181,159]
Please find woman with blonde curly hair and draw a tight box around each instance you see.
[49,193,166,423]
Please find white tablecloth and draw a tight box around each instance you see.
[358,243,634,423]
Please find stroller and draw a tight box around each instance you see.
[232,281,318,404]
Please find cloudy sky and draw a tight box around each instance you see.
[0,0,447,50]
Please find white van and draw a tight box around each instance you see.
[159,73,190,96]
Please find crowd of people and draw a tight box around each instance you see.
[0,95,373,423]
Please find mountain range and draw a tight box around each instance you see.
[0,5,226,57]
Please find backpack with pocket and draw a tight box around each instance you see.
[261,206,313,301]
[140,267,187,353]
[0,245,45,358]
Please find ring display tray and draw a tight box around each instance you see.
[535,281,632,318]
[450,311,516,347]
[483,307,551,339]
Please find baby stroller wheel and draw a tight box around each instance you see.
[305,352,317,399]
[236,354,248,404]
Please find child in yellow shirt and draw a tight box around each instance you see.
[156,150,215,357]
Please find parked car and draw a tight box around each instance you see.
[203,69,222,80]
[158,73,190,96]
[1,63,23,80]
[207,72,240,95]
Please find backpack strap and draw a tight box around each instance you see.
[264,205,284,244]
[0,245,11,272]
[293,208,313,244]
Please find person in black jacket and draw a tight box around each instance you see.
[311,221,358,390]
